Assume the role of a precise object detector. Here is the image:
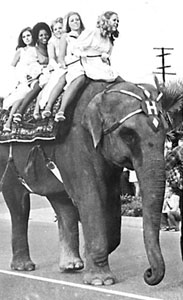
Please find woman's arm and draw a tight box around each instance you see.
[58,33,67,68]
[73,29,94,56]
[11,49,21,67]
[48,41,58,70]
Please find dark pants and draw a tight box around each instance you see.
[161,211,180,230]
[161,213,169,228]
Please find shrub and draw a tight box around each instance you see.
[121,194,142,217]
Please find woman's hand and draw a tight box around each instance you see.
[101,52,109,63]
[59,60,67,69]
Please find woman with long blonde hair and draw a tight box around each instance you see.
[54,11,120,121]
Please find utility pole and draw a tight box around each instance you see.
[153,47,176,84]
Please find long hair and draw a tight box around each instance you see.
[16,27,33,50]
[97,11,119,45]
[64,11,85,33]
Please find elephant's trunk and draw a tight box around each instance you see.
[137,159,166,285]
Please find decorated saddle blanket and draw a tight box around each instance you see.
[0,97,62,143]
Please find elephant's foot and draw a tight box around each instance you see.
[83,266,116,286]
[11,258,35,271]
[59,256,84,272]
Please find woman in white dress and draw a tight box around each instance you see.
[33,17,65,118]
[12,22,52,124]
[54,11,120,121]
[3,27,40,131]
[41,11,85,118]
[2,27,39,110]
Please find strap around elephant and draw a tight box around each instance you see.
[37,145,63,183]
[0,143,33,192]
[103,85,162,134]
[103,109,142,135]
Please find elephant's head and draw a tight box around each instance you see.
[82,82,165,167]
[82,81,167,285]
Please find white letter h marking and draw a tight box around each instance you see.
[145,100,158,115]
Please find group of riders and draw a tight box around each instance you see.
[1,9,182,196]
[1,10,122,132]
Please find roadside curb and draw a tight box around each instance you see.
[122,216,142,228]
[0,207,143,227]
[0,193,143,227]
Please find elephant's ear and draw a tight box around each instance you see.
[82,92,104,148]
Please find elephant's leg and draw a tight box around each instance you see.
[76,184,116,286]
[47,191,84,272]
[106,197,121,255]
[106,179,121,254]
[2,171,35,271]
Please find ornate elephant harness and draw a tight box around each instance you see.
[0,84,164,192]
[103,84,163,135]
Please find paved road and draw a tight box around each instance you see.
[0,193,183,300]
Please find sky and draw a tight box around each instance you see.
[0,0,183,95]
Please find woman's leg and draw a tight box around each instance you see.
[16,82,42,117]
[42,75,66,118]
[3,83,30,111]
[55,75,86,122]
[33,97,41,120]
[3,99,23,131]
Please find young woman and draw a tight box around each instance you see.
[12,22,52,124]
[40,11,85,119]
[3,27,39,131]
[54,11,120,122]
[33,17,64,119]
[49,17,64,70]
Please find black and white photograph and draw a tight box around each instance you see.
[0,0,183,299]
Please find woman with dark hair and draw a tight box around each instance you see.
[33,17,64,119]
[13,22,52,123]
[3,27,39,131]
[31,22,51,63]
[64,11,85,33]
[54,11,120,121]
[16,27,34,49]
[4,26,36,99]
[40,11,85,118]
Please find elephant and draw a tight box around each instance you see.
[0,78,180,286]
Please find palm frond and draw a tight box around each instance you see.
[160,80,183,113]
[155,79,183,138]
